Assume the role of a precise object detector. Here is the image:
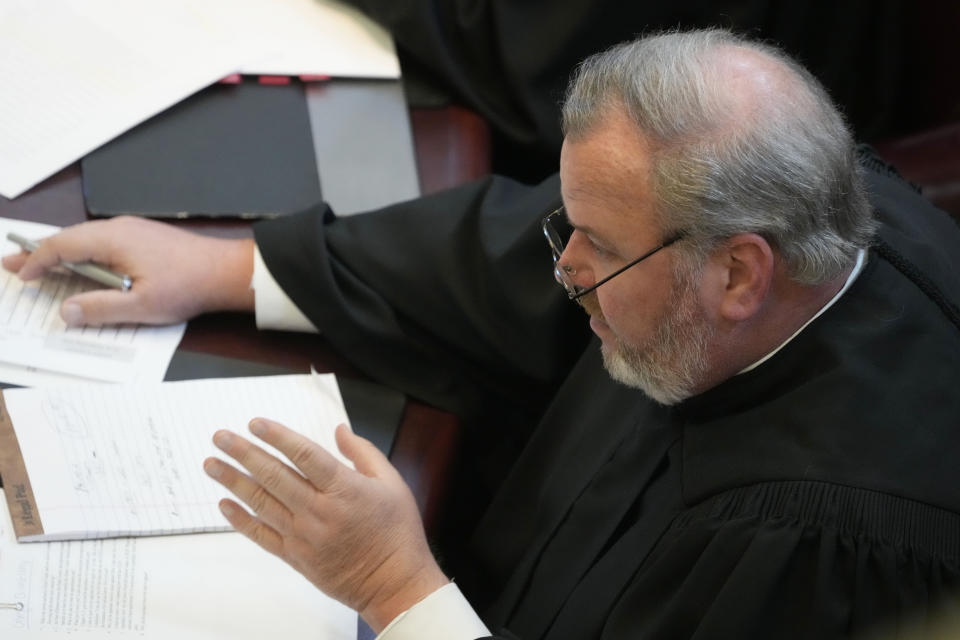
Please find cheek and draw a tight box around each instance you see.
[596,288,651,342]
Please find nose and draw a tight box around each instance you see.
[556,234,594,293]
[557,232,592,276]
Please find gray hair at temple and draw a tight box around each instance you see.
[561,29,876,285]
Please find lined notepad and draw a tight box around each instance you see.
[3,373,350,542]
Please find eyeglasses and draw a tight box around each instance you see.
[541,206,686,301]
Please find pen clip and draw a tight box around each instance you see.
[0,601,24,611]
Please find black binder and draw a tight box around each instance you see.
[81,81,322,219]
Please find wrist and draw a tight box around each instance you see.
[360,562,450,633]
[202,237,256,313]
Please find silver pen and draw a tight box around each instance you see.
[6,232,132,291]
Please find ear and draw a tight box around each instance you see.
[705,233,774,322]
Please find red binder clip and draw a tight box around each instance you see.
[258,75,291,85]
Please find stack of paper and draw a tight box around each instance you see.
[1,373,351,542]
[0,0,401,198]
[0,354,362,638]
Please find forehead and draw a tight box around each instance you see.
[559,108,658,230]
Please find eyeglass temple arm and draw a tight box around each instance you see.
[567,231,687,300]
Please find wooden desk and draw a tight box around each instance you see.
[0,104,491,535]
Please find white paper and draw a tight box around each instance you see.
[0,0,246,198]
[0,498,357,639]
[5,373,351,541]
[0,0,399,199]
[0,362,101,389]
[206,0,401,78]
[0,218,185,386]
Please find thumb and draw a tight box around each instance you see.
[60,289,149,326]
[335,424,394,479]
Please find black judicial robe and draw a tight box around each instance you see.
[254,157,960,638]
[341,1,945,181]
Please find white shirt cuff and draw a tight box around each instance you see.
[251,244,319,333]
[375,583,490,640]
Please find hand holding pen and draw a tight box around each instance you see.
[7,231,132,291]
[3,216,254,326]
[2,217,255,327]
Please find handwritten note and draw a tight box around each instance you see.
[4,373,350,541]
[0,217,185,386]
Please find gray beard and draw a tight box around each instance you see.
[597,276,714,405]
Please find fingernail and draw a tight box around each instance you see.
[213,431,234,448]
[61,302,84,326]
[203,459,222,479]
[249,420,266,437]
[219,502,236,518]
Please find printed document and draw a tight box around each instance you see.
[0,218,185,386]
[0,499,356,639]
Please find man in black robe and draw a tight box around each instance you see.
[5,29,960,639]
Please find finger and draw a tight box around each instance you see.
[12,239,65,281]
[14,218,150,282]
[59,290,150,327]
[203,456,294,534]
[212,429,315,511]
[14,223,113,281]
[2,251,28,273]
[334,424,395,479]
[217,498,285,558]
[249,417,347,492]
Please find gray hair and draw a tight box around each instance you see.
[562,29,876,285]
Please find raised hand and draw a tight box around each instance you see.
[203,419,449,633]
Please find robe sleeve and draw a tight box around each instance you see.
[252,174,589,419]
